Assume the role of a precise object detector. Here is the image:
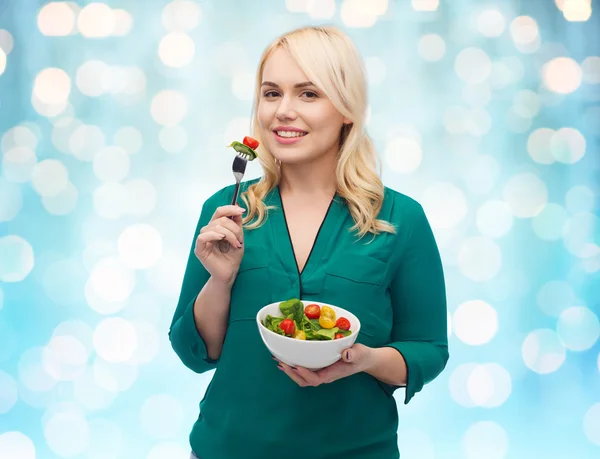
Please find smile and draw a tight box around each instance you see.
[274,130,308,138]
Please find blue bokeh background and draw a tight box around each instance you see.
[0,1,599,458]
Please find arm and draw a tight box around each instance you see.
[380,201,449,403]
[169,195,232,372]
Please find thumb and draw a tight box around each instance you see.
[341,347,355,363]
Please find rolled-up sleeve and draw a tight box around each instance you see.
[383,201,449,404]
[168,195,220,373]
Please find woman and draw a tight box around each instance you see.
[169,26,449,459]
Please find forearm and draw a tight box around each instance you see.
[363,346,408,387]
[193,276,233,361]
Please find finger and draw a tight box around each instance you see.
[211,205,246,220]
[196,231,226,246]
[214,216,244,242]
[211,224,242,249]
[278,362,310,387]
[314,361,351,384]
[292,366,325,386]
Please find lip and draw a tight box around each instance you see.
[273,127,308,145]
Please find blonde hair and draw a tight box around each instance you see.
[241,26,396,239]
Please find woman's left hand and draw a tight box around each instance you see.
[274,343,373,387]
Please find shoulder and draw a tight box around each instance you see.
[382,185,427,223]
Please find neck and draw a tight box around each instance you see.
[278,152,337,199]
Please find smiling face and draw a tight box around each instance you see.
[257,47,351,167]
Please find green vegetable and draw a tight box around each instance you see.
[227,141,258,160]
[261,299,353,341]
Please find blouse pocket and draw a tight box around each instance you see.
[228,245,271,322]
[322,255,392,346]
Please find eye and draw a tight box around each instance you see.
[263,90,279,98]
[301,91,318,99]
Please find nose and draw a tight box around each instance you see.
[275,95,297,121]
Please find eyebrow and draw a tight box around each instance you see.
[260,81,316,89]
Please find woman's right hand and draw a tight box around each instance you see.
[194,205,246,286]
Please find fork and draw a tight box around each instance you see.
[218,153,249,253]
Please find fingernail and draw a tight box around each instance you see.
[345,351,352,361]
[238,240,243,246]
[277,364,283,370]
[290,366,297,370]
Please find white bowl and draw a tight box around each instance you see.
[256,300,361,370]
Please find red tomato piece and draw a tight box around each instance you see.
[334,333,345,340]
[304,304,321,319]
[279,318,295,335]
[335,317,351,331]
[243,136,259,149]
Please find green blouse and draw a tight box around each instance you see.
[169,179,449,459]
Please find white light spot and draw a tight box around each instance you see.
[412,0,439,11]
[147,442,190,459]
[141,394,184,439]
[93,317,138,363]
[0,431,36,459]
[0,235,34,282]
[214,41,249,77]
[566,185,595,213]
[365,56,387,85]
[455,48,492,84]
[0,29,14,54]
[463,421,508,459]
[557,306,599,351]
[124,179,157,216]
[42,258,86,306]
[562,0,592,22]
[112,9,134,36]
[340,0,379,28]
[118,224,163,269]
[476,9,506,37]
[453,300,498,346]
[385,137,422,173]
[42,335,88,381]
[0,371,18,414]
[73,367,118,410]
[162,0,202,31]
[513,89,540,118]
[467,108,492,136]
[397,429,435,459]
[122,293,162,325]
[69,124,106,161]
[421,183,468,229]
[2,146,37,183]
[93,182,130,219]
[18,347,57,393]
[113,126,143,154]
[542,57,582,94]
[37,2,76,36]
[78,2,115,38]
[231,71,255,101]
[43,405,90,456]
[31,159,69,197]
[88,257,135,304]
[458,237,502,282]
[87,418,123,459]
[449,363,479,408]
[537,280,576,317]
[150,90,187,126]
[418,33,445,61]
[562,212,599,258]
[531,203,568,241]
[510,15,539,44]
[76,60,110,97]
[33,67,71,105]
[159,125,188,154]
[42,181,78,215]
[462,154,500,195]
[443,105,470,134]
[286,0,309,12]
[527,127,555,164]
[582,56,600,84]
[503,173,548,218]
[550,127,586,164]
[0,49,5,76]
[52,320,94,357]
[128,321,161,365]
[158,32,195,67]
[463,83,492,107]
[2,125,38,152]
[522,329,566,374]
[467,363,512,408]
[145,250,186,298]
[584,403,600,446]
[93,146,130,182]
[476,201,513,238]
[93,357,138,393]
[307,0,336,18]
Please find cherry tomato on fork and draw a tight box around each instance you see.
[279,319,295,335]
[243,136,259,149]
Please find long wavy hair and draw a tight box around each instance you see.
[240,26,395,238]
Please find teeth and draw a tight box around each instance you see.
[276,131,306,138]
